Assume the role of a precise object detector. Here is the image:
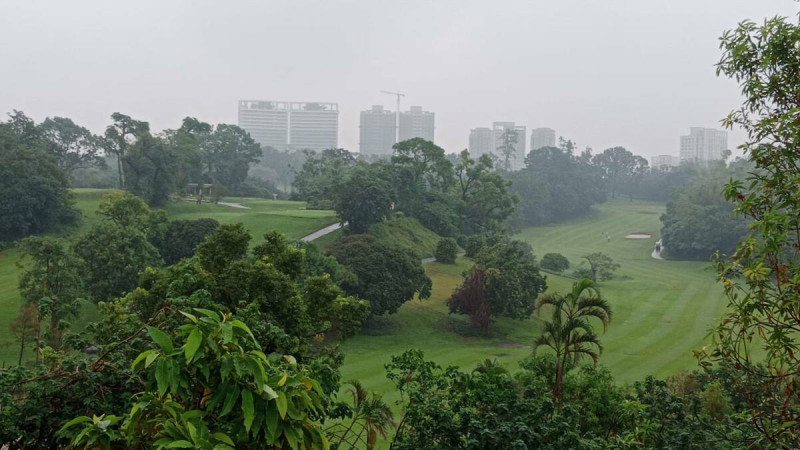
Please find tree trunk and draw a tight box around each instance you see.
[17,333,25,365]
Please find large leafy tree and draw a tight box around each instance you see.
[509,144,607,226]
[38,116,103,177]
[497,127,519,172]
[0,112,79,240]
[660,166,749,260]
[534,279,611,399]
[60,310,332,449]
[695,16,800,447]
[333,166,394,233]
[448,240,547,331]
[591,146,637,199]
[328,235,431,316]
[124,133,178,206]
[201,123,262,195]
[17,236,84,349]
[73,192,164,301]
[102,112,150,189]
[294,148,357,209]
[390,138,453,215]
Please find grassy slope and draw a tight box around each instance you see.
[340,199,727,404]
[0,189,337,364]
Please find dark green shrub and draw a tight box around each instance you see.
[463,235,485,258]
[434,238,458,264]
[541,252,570,273]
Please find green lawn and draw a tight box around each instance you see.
[339,199,728,406]
[0,189,337,365]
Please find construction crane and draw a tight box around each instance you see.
[381,90,405,143]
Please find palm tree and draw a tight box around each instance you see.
[329,380,395,449]
[532,278,612,399]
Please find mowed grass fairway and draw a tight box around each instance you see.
[0,189,337,365]
[340,199,727,404]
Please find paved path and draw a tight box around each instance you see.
[217,201,250,209]
[300,222,343,242]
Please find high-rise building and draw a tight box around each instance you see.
[359,105,396,156]
[530,127,556,151]
[237,101,289,150]
[288,102,339,151]
[493,122,527,171]
[398,106,435,142]
[468,127,494,157]
[651,154,679,169]
[679,127,727,163]
[237,100,338,151]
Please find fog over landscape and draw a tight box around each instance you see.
[2,0,797,157]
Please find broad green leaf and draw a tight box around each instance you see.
[147,326,174,353]
[58,415,91,432]
[145,351,159,368]
[283,354,297,366]
[220,385,240,417]
[266,404,279,439]
[221,322,233,343]
[263,385,279,400]
[276,391,288,419]
[166,441,193,448]
[241,389,254,433]
[155,359,169,395]
[230,319,257,344]
[193,308,220,321]
[131,350,153,371]
[212,432,235,446]
[277,372,288,387]
[179,310,198,323]
[184,328,202,362]
[284,425,299,450]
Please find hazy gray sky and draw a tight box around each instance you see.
[1,0,798,158]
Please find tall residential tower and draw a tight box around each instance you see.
[360,105,435,155]
[679,127,728,163]
[530,127,556,150]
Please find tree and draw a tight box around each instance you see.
[328,235,431,316]
[102,112,150,189]
[9,304,39,365]
[583,252,619,282]
[154,218,220,265]
[202,123,262,194]
[592,146,637,199]
[541,253,570,273]
[60,310,332,449]
[17,237,84,349]
[497,128,519,171]
[124,133,178,206]
[326,381,394,450]
[659,168,749,260]
[434,238,458,264]
[333,166,394,233]
[294,148,357,209]
[534,278,612,399]
[195,223,250,275]
[694,16,800,446]
[38,116,103,177]
[448,240,547,331]
[510,145,607,227]
[0,112,80,240]
[73,193,164,301]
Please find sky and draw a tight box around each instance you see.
[1,0,798,159]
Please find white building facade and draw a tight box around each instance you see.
[399,106,435,142]
[493,122,527,171]
[679,127,727,163]
[359,105,396,156]
[530,127,556,151]
[237,100,338,151]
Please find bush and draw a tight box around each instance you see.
[541,253,570,273]
[435,238,458,264]
[463,235,485,258]
[155,218,220,265]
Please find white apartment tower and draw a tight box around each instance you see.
[493,122,527,171]
[651,155,679,169]
[359,105,397,156]
[237,100,338,151]
[530,127,556,150]
[679,127,728,163]
[399,106,435,142]
[469,127,494,157]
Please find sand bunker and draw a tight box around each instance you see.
[625,233,652,239]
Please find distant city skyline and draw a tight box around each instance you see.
[3,1,796,159]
